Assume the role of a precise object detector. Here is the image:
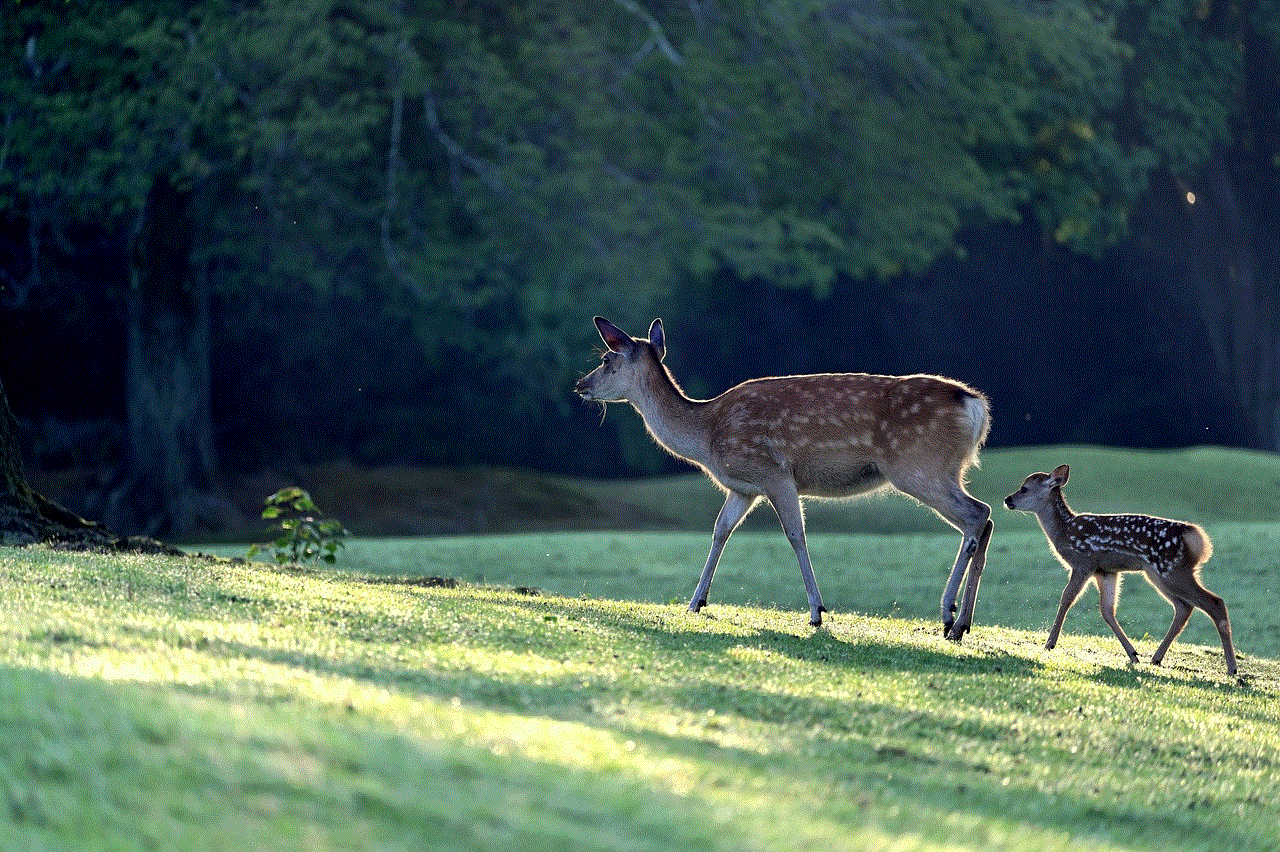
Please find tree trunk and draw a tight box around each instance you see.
[0,375,41,540]
[1,376,179,552]
[1193,156,1279,451]
[102,174,220,537]
[1124,163,1279,452]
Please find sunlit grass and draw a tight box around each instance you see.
[3,542,1280,851]
[316,519,1279,664]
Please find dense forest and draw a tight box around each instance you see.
[1,1,1278,536]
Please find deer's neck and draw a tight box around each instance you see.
[628,362,710,464]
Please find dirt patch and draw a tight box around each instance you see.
[358,575,459,588]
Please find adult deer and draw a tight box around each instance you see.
[1005,464,1237,675]
[575,317,993,638]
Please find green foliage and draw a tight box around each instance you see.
[247,486,348,565]
[3,2,1272,457]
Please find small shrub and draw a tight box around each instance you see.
[247,487,349,565]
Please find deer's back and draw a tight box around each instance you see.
[700,372,985,497]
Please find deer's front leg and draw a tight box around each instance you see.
[689,491,757,614]
[1046,567,1092,651]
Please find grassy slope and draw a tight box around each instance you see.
[2,547,1279,850]
[333,521,1280,662]
[4,446,1280,850]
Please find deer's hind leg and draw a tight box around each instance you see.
[1152,571,1237,675]
[894,474,991,641]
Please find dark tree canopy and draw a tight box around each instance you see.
[2,1,1278,534]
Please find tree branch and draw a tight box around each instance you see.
[423,92,503,194]
[613,0,684,65]
[381,38,414,290]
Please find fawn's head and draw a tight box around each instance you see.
[1004,464,1070,511]
[574,316,665,404]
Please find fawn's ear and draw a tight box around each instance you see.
[647,318,665,360]
[594,317,633,353]
[1050,464,1070,487]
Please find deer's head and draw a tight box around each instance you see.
[574,316,665,403]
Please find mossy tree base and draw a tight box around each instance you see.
[1,377,181,554]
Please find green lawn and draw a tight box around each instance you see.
[4,446,1280,850]
[328,520,1279,664]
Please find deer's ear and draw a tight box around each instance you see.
[1050,464,1070,486]
[595,317,633,353]
[648,318,665,360]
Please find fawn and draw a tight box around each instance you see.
[1005,464,1237,674]
[575,317,993,637]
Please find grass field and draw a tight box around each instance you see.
[3,446,1280,850]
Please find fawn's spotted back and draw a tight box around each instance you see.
[1062,513,1194,576]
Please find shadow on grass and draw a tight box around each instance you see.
[166,604,1276,852]
[0,666,748,852]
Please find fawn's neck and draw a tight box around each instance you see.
[1033,490,1079,548]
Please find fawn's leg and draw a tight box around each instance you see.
[1150,596,1193,668]
[1156,574,1237,675]
[1046,567,1092,651]
[1096,572,1139,664]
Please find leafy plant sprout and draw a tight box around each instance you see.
[247,487,349,565]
